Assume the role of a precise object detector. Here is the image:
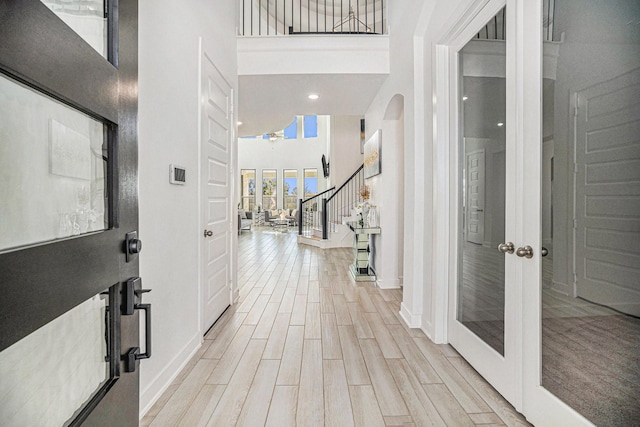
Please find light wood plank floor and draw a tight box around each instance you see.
[142,228,529,427]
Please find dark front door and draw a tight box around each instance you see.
[0,1,141,425]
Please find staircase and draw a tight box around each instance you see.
[298,164,364,248]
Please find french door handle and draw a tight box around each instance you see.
[516,245,534,259]
[497,242,514,254]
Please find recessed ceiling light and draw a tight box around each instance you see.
[497,122,504,127]
[462,96,468,101]
[237,121,243,126]
[308,94,319,100]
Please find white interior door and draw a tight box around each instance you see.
[200,46,233,333]
[523,0,640,425]
[447,0,520,410]
[573,69,640,317]
[466,149,486,244]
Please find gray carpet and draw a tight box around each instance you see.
[542,314,640,426]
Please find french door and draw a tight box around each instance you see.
[0,1,141,425]
[447,0,640,425]
[447,0,520,409]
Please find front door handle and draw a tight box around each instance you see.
[122,278,152,372]
[516,245,534,258]
[124,303,152,372]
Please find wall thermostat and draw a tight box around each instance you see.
[170,164,186,185]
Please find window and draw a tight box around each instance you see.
[283,118,297,139]
[262,169,277,209]
[304,169,318,198]
[283,169,298,209]
[240,169,256,211]
[303,115,318,138]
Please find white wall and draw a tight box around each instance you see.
[369,103,405,290]
[138,0,237,415]
[362,1,430,327]
[329,115,364,187]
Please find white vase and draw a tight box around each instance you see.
[367,205,378,227]
[362,202,370,224]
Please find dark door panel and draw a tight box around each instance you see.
[0,2,119,123]
[0,0,140,424]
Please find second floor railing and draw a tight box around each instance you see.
[240,0,386,36]
[474,0,556,42]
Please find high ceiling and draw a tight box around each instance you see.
[237,73,387,136]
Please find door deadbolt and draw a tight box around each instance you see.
[125,231,142,262]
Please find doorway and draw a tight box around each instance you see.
[442,0,640,425]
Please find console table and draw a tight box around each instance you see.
[347,223,381,282]
[253,211,265,226]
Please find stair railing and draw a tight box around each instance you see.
[323,164,364,239]
[298,186,335,237]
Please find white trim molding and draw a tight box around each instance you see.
[399,302,422,328]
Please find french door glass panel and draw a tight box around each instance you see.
[457,8,507,356]
[540,0,640,425]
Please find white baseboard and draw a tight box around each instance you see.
[139,332,201,418]
[421,320,434,341]
[376,278,402,289]
[399,302,422,328]
[552,280,569,296]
